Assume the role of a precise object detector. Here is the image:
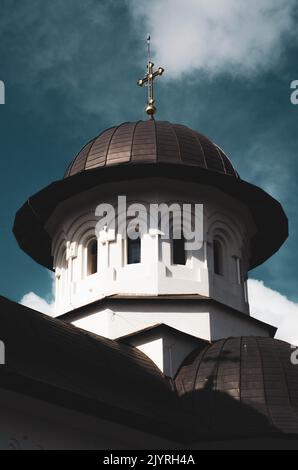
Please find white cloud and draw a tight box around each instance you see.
[128,0,296,79]
[19,273,55,316]
[20,292,55,316]
[248,279,298,346]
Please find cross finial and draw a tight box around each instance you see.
[137,35,165,118]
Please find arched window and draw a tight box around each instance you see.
[127,237,141,264]
[87,239,98,275]
[213,239,223,275]
[172,237,186,265]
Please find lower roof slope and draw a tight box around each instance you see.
[0,296,185,441]
[1,296,298,443]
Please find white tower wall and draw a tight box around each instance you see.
[44,177,274,374]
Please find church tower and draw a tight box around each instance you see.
[13,54,288,378]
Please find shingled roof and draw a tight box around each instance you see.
[0,296,187,441]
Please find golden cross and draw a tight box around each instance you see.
[137,35,165,118]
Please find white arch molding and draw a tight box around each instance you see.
[49,181,254,315]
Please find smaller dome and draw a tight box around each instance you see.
[175,337,298,438]
[64,120,239,178]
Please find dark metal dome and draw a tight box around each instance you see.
[175,337,298,438]
[64,120,238,178]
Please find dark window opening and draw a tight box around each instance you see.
[87,239,98,275]
[127,237,141,264]
[213,240,223,275]
[172,237,186,265]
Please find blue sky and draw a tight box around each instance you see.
[0,1,297,336]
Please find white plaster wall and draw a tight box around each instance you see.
[137,338,164,372]
[132,331,204,377]
[161,332,203,378]
[72,300,270,343]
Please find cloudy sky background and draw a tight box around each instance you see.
[0,0,298,343]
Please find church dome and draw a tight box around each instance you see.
[64,120,238,178]
[13,120,288,271]
[175,337,298,438]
